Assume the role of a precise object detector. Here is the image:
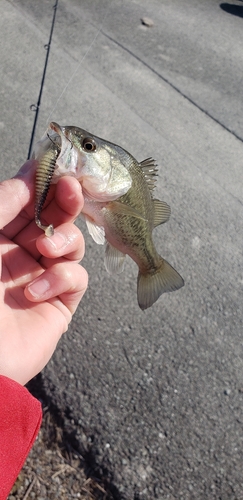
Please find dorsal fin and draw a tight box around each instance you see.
[139,157,158,192]
[153,199,171,227]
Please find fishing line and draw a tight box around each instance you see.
[27,0,59,160]
[28,0,108,158]
[46,26,102,124]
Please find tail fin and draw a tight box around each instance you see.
[137,258,184,310]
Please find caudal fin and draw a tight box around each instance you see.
[137,259,184,310]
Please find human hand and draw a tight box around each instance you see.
[0,160,88,385]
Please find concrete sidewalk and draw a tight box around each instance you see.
[1,0,243,498]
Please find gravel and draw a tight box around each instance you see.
[9,387,114,500]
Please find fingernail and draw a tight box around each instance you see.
[47,231,67,250]
[27,277,50,298]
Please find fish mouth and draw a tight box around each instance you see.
[49,121,65,144]
[33,123,60,162]
[34,121,79,183]
[46,122,84,180]
[49,121,62,134]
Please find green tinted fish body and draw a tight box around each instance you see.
[34,122,184,309]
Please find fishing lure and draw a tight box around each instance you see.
[34,133,60,236]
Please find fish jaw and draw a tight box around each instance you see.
[33,123,82,182]
[49,122,84,181]
[33,126,61,162]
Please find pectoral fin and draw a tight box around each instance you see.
[105,243,126,274]
[85,217,105,245]
[108,201,148,221]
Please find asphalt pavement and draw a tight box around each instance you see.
[1,0,243,498]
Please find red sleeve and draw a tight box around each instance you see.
[0,376,42,500]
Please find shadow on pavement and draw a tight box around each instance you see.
[27,374,121,500]
[220,3,243,17]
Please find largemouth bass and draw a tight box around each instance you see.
[34,122,184,309]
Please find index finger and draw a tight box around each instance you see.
[1,164,83,242]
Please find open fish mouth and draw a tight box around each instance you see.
[48,122,82,178]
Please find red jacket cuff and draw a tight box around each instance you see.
[0,375,42,500]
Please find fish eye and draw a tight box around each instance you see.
[82,137,96,152]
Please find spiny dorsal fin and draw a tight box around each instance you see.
[153,199,171,227]
[139,157,158,192]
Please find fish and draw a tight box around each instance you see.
[33,122,184,309]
